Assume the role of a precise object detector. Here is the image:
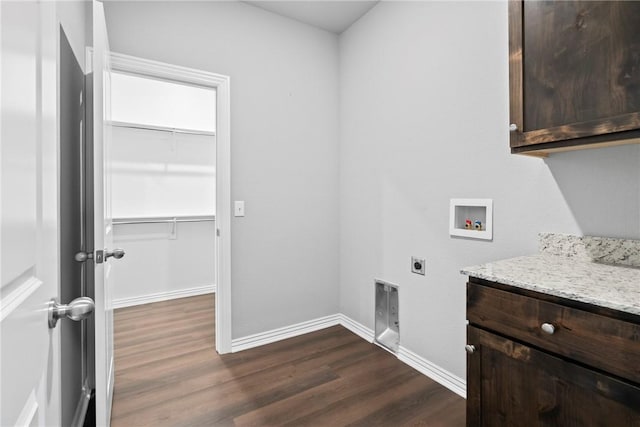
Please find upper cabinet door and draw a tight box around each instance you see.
[509,1,640,155]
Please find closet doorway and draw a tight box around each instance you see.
[108,53,231,354]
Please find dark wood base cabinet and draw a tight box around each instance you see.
[466,278,640,426]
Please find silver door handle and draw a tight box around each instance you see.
[48,297,95,328]
[105,248,125,260]
[74,251,93,262]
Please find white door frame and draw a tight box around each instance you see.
[108,52,232,353]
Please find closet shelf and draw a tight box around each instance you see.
[113,215,215,225]
[111,120,216,137]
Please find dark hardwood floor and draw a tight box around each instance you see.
[111,295,465,426]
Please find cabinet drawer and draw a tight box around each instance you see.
[467,282,640,384]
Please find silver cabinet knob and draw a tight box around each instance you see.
[509,123,518,132]
[465,344,476,354]
[105,248,125,260]
[48,297,95,328]
[541,323,555,335]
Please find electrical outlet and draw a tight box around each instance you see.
[411,257,425,275]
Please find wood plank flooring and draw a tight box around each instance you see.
[111,295,465,426]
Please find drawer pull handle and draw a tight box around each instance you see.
[541,323,555,335]
[465,344,476,354]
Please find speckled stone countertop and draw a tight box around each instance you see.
[461,233,640,317]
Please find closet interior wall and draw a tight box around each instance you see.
[110,73,217,307]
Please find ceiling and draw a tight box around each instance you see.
[245,1,379,34]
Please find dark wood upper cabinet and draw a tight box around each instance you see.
[509,1,640,155]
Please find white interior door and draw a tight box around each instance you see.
[91,1,117,426]
[0,1,62,426]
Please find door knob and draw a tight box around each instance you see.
[74,251,93,262]
[105,248,125,260]
[48,297,95,328]
[465,344,476,354]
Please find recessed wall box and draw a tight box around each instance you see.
[374,279,399,353]
[449,198,493,240]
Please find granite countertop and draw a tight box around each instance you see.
[461,233,640,317]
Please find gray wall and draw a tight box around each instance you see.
[105,0,640,382]
[57,1,88,71]
[104,1,341,337]
[339,0,640,380]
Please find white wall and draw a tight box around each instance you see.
[112,221,215,305]
[339,0,640,380]
[111,72,216,132]
[111,127,216,218]
[109,63,218,303]
[104,1,340,337]
[110,127,216,304]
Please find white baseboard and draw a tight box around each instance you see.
[398,345,466,398]
[231,314,341,352]
[113,284,216,309]
[230,312,467,398]
[338,313,374,342]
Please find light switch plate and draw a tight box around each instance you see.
[234,201,245,217]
